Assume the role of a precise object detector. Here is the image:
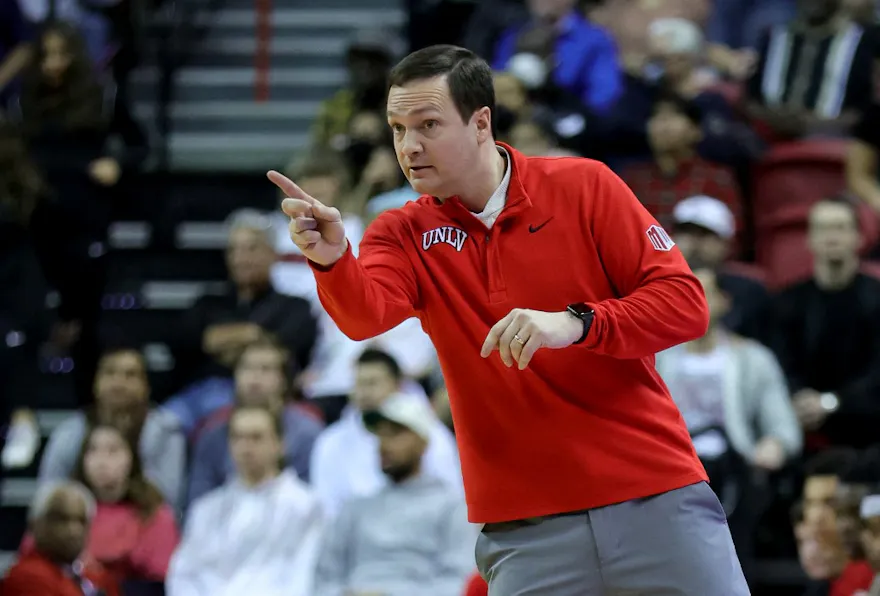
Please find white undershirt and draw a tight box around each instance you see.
[471,146,512,229]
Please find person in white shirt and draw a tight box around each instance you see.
[315,394,476,596]
[310,348,463,519]
[166,404,323,596]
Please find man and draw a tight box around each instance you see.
[309,348,461,519]
[168,405,323,596]
[314,394,475,595]
[771,197,880,451]
[187,336,323,505]
[3,480,119,595]
[272,45,747,593]
[746,0,874,140]
[672,195,771,342]
[171,208,317,392]
[39,345,186,508]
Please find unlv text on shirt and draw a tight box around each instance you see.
[422,226,468,252]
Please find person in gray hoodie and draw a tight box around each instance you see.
[38,345,186,509]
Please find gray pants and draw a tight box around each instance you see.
[475,482,750,595]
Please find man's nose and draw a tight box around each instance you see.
[401,131,422,156]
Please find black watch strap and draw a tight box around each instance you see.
[566,303,594,345]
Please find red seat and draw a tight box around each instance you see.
[752,140,849,230]
[862,261,880,280]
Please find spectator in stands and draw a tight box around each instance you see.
[0,117,49,471]
[314,394,475,595]
[797,450,876,594]
[3,480,119,595]
[847,95,880,214]
[186,336,323,505]
[602,17,760,166]
[655,267,800,571]
[16,21,148,407]
[310,349,461,519]
[491,0,622,115]
[656,267,800,473]
[0,0,32,106]
[167,405,323,596]
[170,209,318,393]
[311,28,398,149]
[771,197,880,451]
[69,422,179,584]
[745,0,875,141]
[39,345,186,508]
[672,195,771,342]
[589,0,757,79]
[860,494,880,593]
[618,93,743,231]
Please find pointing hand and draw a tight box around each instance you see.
[268,170,348,267]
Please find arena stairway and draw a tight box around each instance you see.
[131,0,406,172]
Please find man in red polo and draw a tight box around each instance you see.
[4,481,118,596]
[272,44,748,594]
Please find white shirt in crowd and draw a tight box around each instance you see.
[310,405,464,519]
[166,470,323,596]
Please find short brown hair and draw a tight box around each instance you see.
[388,45,495,126]
[235,334,298,394]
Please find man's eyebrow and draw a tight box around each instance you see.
[387,107,438,118]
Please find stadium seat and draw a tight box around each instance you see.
[751,139,849,230]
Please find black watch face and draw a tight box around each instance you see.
[568,303,591,317]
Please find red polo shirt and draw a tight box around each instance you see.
[310,144,708,523]
[3,551,119,596]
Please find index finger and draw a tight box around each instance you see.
[267,170,316,204]
[480,312,514,358]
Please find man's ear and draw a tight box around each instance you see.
[474,107,493,142]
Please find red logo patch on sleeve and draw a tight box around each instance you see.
[646,225,675,252]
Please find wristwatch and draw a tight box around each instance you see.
[566,303,595,345]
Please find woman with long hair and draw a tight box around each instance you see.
[71,422,179,583]
[15,21,148,407]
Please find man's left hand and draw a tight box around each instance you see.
[481,309,582,370]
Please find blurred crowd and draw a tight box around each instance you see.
[3,0,880,594]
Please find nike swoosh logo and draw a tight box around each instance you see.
[529,218,553,233]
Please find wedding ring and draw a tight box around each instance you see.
[513,334,525,345]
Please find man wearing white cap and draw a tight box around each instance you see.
[672,194,771,343]
[314,394,475,596]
